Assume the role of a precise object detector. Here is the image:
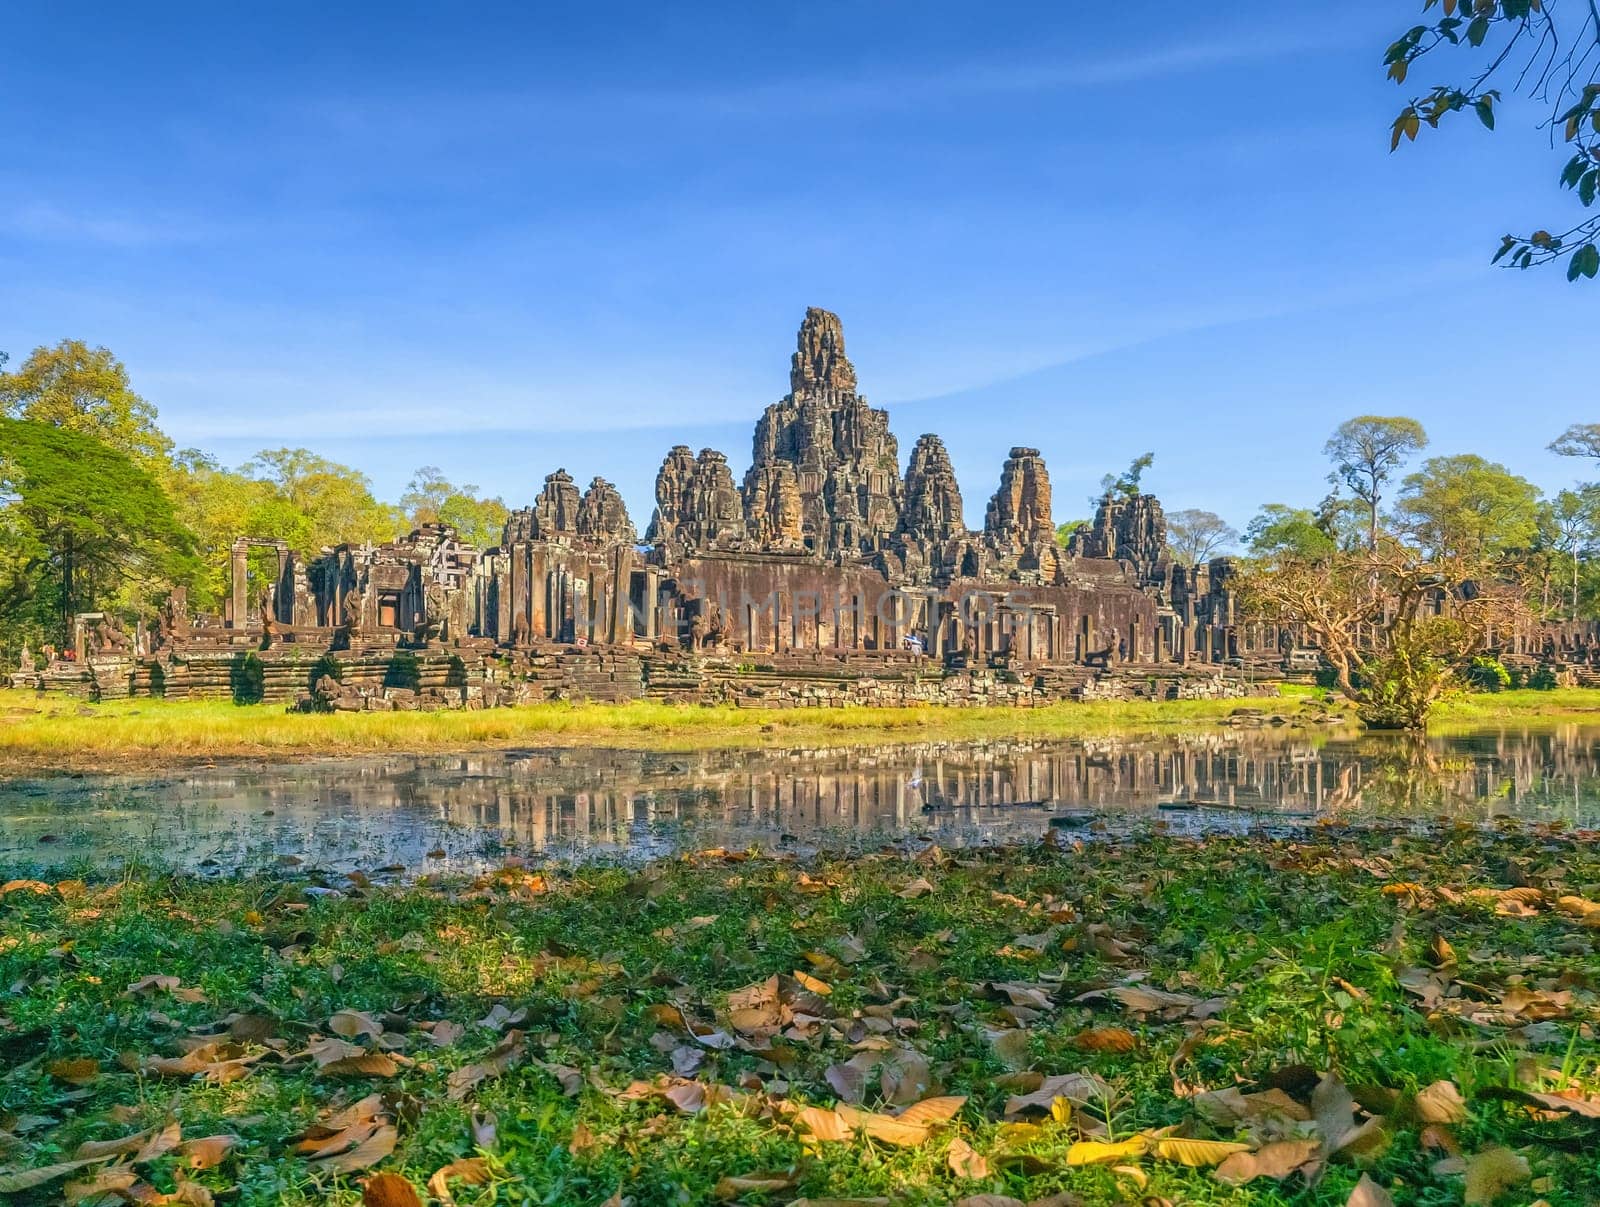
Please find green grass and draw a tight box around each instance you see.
[2,824,1597,1205]
[0,688,1311,770]
[5,686,1600,773]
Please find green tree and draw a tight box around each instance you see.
[241,448,403,553]
[1165,509,1238,566]
[162,450,272,611]
[1383,1,1600,278]
[1394,453,1541,560]
[1097,452,1154,502]
[1550,423,1600,465]
[1055,519,1087,549]
[0,418,198,647]
[1244,504,1338,562]
[0,340,172,469]
[1539,486,1600,617]
[400,465,510,549]
[1324,416,1429,548]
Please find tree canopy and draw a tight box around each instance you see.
[1394,453,1541,560]
[1165,509,1238,566]
[1323,416,1429,549]
[1244,504,1339,562]
[0,418,198,648]
[0,340,172,469]
[400,466,510,550]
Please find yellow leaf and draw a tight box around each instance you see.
[1065,1137,1149,1165]
[1153,1136,1253,1167]
[792,969,833,995]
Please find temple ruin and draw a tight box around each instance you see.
[13,308,1345,708]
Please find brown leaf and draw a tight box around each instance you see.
[895,1094,966,1128]
[179,1135,238,1170]
[1213,1138,1321,1184]
[947,1136,990,1179]
[896,877,935,899]
[47,1058,101,1086]
[427,1020,465,1048]
[1412,1079,1467,1124]
[1071,1026,1138,1054]
[428,1157,493,1204]
[1346,1173,1395,1207]
[1193,1087,1310,1125]
[0,1159,101,1194]
[124,975,182,997]
[308,1123,398,1174]
[362,1171,424,1207]
[319,1052,400,1079]
[63,1166,139,1205]
[954,1197,1025,1207]
[1463,1146,1530,1206]
[330,1010,385,1041]
[447,1031,526,1101]
[1003,1072,1113,1118]
[713,1171,796,1199]
[989,1028,1032,1071]
[74,1129,154,1160]
[133,1121,183,1164]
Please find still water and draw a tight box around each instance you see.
[2,726,1598,876]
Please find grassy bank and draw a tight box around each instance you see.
[0,689,1307,772]
[4,688,1600,773]
[2,824,1597,1205]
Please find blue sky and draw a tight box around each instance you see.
[3,1,1595,536]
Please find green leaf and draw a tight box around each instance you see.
[1580,170,1598,208]
[1491,237,1517,265]
[1475,99,1495,130]
[1466,15,1489,45]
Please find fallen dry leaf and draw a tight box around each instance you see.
[308,1123,398,1175]
[713,1171,796,1199]
[1071,1026,1138,1054]
[428,1157,492,1204]
[1213,1138,1320,1184]
[1003,1072,1114,1118]
[47,1058,100,1086]
[947,1135,990,1179]
[448,1031,527,1101]
[179,1135,238,1170]
[1152,1136,1252,1167]
[330,1010,385,1041]
[1412,1079,1467,1124]
[362,1171,424,1207]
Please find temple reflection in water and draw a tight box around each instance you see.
[4,726,1600,874]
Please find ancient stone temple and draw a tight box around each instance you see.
[22,308,1318,707]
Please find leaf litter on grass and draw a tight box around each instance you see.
[0,819,1596,1204]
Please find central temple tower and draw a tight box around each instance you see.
[741,308,904,556]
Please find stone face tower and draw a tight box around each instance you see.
[742,308,904,556]
[984,447,1062,581]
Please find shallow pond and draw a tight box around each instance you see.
[2,724,1598,876]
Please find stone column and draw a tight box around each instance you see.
[610,545,634,645]
[529,548,547,638]
[230,541,249,629]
